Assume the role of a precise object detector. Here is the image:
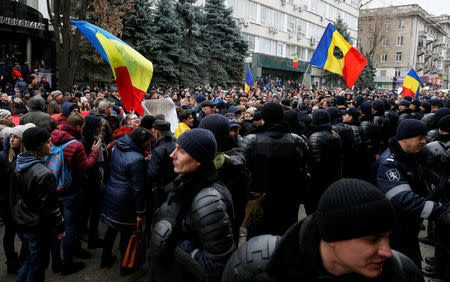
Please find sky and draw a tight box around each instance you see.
[367,0,450,16]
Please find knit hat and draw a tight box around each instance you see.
[228,106,241,114]
[129,127,151,145]
[316,178,395,242]
[403,95,412,101]
[227,116,240,128]
[359,102,372,116]
[344,107,359,119]
[335,96,346,106]
[176,128,217,165]
[261,102,283,124]
[0,109,11,119]
[438,115,450,132]
[372,100,385,113]
[253,111,263,121]
[399,100,410,107]
[396,119,427,140]
[430,98,444,108]
[52,90,63,99]
[80,97,88,104]
[199,114,230,139]
[326,107,340,122]
[196,94,206,103]
[445,99,450,109]
[312,109,330,126]
[98,101,114,111]
[421,101,431,113]
[411,100,421,108]
[140,115,156,130]
[22,127,50,151]
[355,95,365,106]
[10,123,36,139]
[281,98,291,107]
[434,108,450,123]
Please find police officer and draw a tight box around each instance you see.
[359,102,380,180]
[425,108,450,142]
[370,119,449,267]
[372,99,392,152]
[240,102,309,236]
[307,109,342,213]
[222,179,423,282]
[398,100,412,124]
[150,128,235,282]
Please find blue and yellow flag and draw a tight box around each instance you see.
[310,23,367,88]
[72,20,153,115]
[402,69,424,100]
[245,66,253,93]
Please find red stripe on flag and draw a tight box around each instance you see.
[342,47,367,88]
[115,66,145,116]
[402,87,414,98]
[293,61,298,68]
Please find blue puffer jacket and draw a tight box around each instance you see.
[101,134,147,231]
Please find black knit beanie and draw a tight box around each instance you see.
[372,100,385,113]
[335,96,346,106]
[140,115,156,130]
[312,109,330,126]
[177,128,217,165]
[199,114,230,139]
[22,127,50,151]
[129,127,151,145]
[404,95,412,101]
[326,107,340,122]
[359,102,372,116]
[439,115,450,132]
[421,101,431,113]
[396,119,427,140]
[399,100,410,107]
[316,178,395,242]
[434,108,450,123]
[261,102,283,124]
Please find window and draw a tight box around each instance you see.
[287,16,296,33]
[382,39,388,47]
[381,54,387,62]
[369,38,374,47]
[385,22,391,31]
[243,34,255,51]
[398,20,405,30]
[395,69,401,76]
[396,36,403,46]
[380,70,387,76]
[396,52,402,62]
[274,10,284,30]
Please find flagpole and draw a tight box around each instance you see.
[301,63,311,91]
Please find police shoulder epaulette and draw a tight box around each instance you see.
[386,155,395,162]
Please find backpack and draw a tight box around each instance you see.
[44,139,76,193]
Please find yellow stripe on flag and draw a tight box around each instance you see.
[324,31,352,76]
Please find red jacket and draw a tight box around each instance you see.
[50,124,98,194]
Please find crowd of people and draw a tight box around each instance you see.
[0,70,449,281]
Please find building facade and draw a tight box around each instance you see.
[432,15,450,88]
[198,0,360,88]
[358,5,447,90]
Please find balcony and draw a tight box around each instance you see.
[416,62,424,71]
[417,46,425,56]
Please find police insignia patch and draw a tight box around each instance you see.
[386,168,400,182]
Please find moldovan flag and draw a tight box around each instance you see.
[72,20,153,116]
[310,23,367,88]
[245,66,253,93]
[402,68,424,100]
[292,53,299,68]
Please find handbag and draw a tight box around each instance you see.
[122,217,146,269]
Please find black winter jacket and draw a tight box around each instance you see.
[9,152,64,233]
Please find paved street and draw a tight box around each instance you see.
[0,217,435,281]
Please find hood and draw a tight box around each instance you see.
[51,124,80,145]
[115,134,146,155]
[16,152,43,172]
[62,102,77,118]
[28,95,45,111]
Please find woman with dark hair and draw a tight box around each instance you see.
[100,128,149,274]
[9,95,28,115]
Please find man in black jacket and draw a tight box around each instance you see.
[147,120,177,213]
[240,102,310,236]
[10,127,65,282]
[222,179,424,282]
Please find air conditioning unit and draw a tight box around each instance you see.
[300,31,305,36]
[320,16,324,22]
[281,0,287,6]
[297,35,302,41]
[238,18,245,24]
[293,4,299,10]
[269,26,278,34]
[310,37,316,45]
[244,19,250,27]
[288,32,294,39]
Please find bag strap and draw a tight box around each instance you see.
[59,139,77,150]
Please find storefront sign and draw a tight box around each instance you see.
[0,16,45,31]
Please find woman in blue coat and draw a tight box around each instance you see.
[100,128,149,272]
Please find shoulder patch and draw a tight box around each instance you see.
[386,168,400,182]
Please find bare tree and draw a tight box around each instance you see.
[46,0,88,91]
[359,8,394,57]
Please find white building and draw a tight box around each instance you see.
[198,0,360,87]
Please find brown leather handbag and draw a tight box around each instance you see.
[122,218,146,269]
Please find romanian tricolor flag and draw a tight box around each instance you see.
[402,68,424,100]
[72,21,153,116]
[245,66,253,93]
[292,53,298,68]
[310,23,367,88]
